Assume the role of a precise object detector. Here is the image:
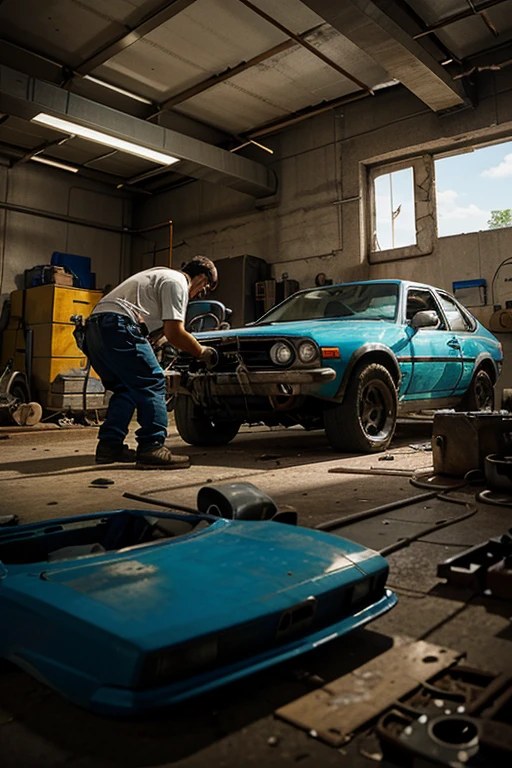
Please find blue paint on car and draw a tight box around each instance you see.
[0,509,396,714]
[172,280,502,452]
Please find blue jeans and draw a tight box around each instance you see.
[85,313,168,450]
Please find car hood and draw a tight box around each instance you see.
[7,520,385,650]
[197,319,405,349]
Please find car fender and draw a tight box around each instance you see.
[469,352,500,383]
[334,344,401,402]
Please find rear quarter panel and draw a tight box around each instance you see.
[454,322,503,394]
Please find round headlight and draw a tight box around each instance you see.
[270,342,294,366]
[298,341,318,364]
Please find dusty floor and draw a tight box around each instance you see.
[0,419,511,768]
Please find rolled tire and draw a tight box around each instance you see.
[174,395,240,446]
[458,368,494,411]
[324,362,398,453]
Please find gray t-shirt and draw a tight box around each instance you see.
[91,267,189,333]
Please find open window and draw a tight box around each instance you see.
[368,156,435,263]
[406,288,442,329]
[435,139,512,237]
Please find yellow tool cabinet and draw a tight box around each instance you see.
[1,285,103,406]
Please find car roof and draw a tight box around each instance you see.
[290,279,448,296]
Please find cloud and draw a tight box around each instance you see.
[481,153,512,179]
[436,189,458,205]
[437,189,489,236]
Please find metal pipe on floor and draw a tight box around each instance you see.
[315,491,438,532]
[123,491,198,514]
[379,497,478,557]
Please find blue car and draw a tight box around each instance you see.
[0,504,396,714]
[172,280,502,452]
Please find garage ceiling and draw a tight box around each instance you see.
[0,0,510,195]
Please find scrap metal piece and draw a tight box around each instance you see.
[399,714,481,767]
[275,639,461,747]
[437,530,512,596]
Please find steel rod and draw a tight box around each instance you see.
[123,491,198,514]
[315,491,438,531]
[379,500,478,557]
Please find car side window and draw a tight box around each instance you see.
[406,289,443,329]
[437,292,472,331]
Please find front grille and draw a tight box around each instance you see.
[180,337,286,372]
[138,577,387,689]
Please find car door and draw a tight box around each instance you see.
[403,287,463,398]
[435,290,478,395]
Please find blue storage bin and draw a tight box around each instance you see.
[51,252,95,289]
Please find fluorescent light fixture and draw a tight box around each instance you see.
[230,139,273,155]
[249,139,273,155]
[373,79,399,92]
[83,75,153,105]
[31,156,79,173]
[31,113,179,166]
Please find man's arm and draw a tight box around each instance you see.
[163,319,205,357]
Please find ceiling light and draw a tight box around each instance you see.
[31,113,179,166]
[31,156,79,173]
[249,139,273,155]
[83,75,153,105]
[230,139,273,154]
[373,79,399,91]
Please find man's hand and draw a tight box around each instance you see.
[198,346,218,368]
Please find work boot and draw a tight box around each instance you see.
[136,445,191,470]
[95,442,136,464]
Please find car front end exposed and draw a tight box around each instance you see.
[173,333,337,399]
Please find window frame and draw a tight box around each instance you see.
[405,286,445,330]
[367,155,436,264]
[436,290,477,333]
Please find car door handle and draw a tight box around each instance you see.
[447,338,460,349]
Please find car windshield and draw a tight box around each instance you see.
[257,283,399,324]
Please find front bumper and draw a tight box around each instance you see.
[168,367,336,398]
[90,589,397,714]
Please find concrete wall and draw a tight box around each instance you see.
[132,71,512,297]
[0,161,132,307]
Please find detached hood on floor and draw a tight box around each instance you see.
[6,520,384,650]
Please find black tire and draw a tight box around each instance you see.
[324,362,398,453]
[9,376,29,404]
[458,368,494,411]
[174,395,241,446]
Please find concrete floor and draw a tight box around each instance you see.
[0,419,511,768]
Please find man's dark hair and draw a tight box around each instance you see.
[181,255,218,291]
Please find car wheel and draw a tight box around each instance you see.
[459,368,494,411]
[324,362,398,453]
[174,395,241,446]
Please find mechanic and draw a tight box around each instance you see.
[85,256,218,469]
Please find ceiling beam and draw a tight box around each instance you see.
[238,0,373,94]
[245,89,373,139]
[75,0,198,75]
[413,0,507,39]
[154,38,298,114]
[151,22,328,118]
[12,136,71,165]
[0,65,276,197]
[301,0,469,112]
